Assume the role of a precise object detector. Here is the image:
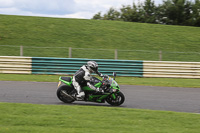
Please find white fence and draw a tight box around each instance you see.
[143,61,200,78]
[0,56,32,74]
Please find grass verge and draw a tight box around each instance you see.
[0,73,199,88]
[0,15,200,61]
[0,102,200,133]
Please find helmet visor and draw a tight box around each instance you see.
[91,67,98,73]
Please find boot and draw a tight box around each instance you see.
[76,92,85,100]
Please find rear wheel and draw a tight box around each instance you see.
[57,85,75,103]
[106,92,125,106]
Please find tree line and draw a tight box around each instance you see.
[92,0,200,27]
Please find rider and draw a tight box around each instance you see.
[72,61,104,99]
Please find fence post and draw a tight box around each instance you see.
[159,50,162,61]
[69,47,72,58]
[115,49,118,60]
[20,45,23,56]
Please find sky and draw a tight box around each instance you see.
[0,0,162,19]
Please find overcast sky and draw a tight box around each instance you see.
[0,0,162,19]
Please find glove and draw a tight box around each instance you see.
[97,71,103,77]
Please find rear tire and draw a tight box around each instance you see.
[106,92,125,106]
[57,85,75,103]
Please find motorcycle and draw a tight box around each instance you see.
[56,72,125,106]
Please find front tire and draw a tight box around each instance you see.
[106,92,125,106]
[57,85,75,103]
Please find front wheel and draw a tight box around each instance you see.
[57,85,75,103]
[106,92,125,106]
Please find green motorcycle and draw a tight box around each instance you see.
[56,73,125,106]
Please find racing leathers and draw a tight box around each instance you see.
[72,65,103,99]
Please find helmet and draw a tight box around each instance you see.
[87,61,98,73]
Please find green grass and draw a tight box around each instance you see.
[0,73,199,88]
[0,14,200,61]
[1,15,200,133]
[0,102,200,133]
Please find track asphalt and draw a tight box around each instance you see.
[0,81,200,113]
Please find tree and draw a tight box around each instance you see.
[192,0,200,26]
[120,5,135,22]
[102,8,121,20]
[161,0,191,25]
[92,12,102,20]
[143,0,157,23]
[92,0,200,26]
[182,1,193,25]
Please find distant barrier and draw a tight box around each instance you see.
[143,61,200,78]
[32,57,143,77]
[0,56,200,78]
[0,56,32,74]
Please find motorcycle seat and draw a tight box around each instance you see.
[61,77,72,82]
